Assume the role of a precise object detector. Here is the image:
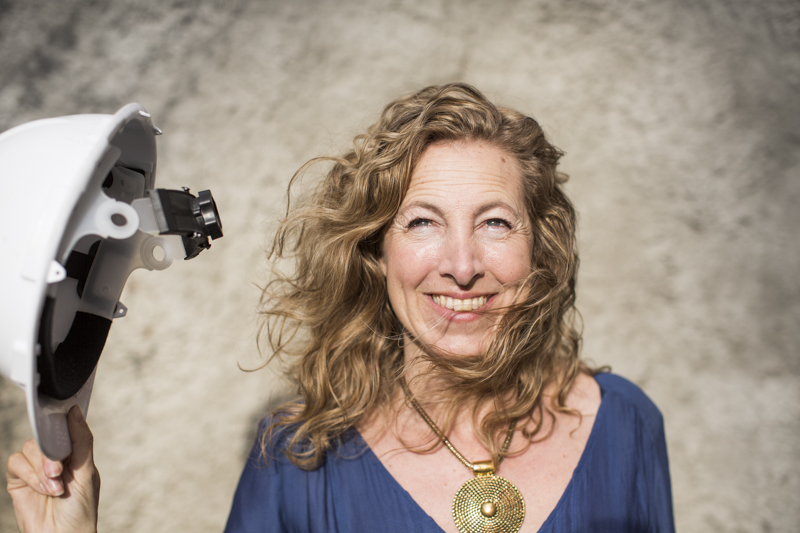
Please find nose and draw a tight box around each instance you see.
[438,230,484,287]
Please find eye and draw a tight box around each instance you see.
[486,218,512,229]
[408,218,433,229]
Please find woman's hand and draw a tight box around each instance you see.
[6,405,100,533]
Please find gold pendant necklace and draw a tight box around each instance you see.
[402,383,525,533]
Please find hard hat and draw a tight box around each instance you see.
[0,103,223,460]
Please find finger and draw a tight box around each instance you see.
[42,454,63,478]
[20,439,64,496]
[6,450,51,496]
[65,405,95,479]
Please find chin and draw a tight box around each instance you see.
[421,337,491,361]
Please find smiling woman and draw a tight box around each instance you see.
[260,84,585,473]
[234,83,674,532]
[6,83,674,533]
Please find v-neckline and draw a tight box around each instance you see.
[353,375,608,532]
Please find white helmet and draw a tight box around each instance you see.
[0,104,223,460]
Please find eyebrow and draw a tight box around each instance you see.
[399,201,445,218]
[401,200,521,219]
[474,201,520,218]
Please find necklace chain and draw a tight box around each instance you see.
[400,381,526,532]
[401,381,516,471]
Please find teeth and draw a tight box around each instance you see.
[432,295,488,311]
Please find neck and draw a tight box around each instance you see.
[401,337,467,415]
[401,338,498,437]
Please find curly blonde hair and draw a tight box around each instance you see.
[260,82,589,468]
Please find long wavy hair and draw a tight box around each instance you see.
[259,82,590,469]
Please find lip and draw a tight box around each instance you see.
[426,293,496,321]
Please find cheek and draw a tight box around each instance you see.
[385,239,441,288]
[483,241,532,283]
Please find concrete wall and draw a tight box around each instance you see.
[1,0,798,531]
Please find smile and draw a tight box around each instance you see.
[431,295,489,312]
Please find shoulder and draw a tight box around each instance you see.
[594,372,662,415]
[571,373,675,531]
[226,417,355,530]
[253,413,364,469]
[593,372,665,442]
[254,414,292,459]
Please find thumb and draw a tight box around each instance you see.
[66,405,95,478]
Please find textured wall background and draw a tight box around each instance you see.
[1,0,798,531]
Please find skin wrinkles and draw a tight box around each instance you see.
[380,140,533,364]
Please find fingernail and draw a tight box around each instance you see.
[45,461,62,478]
[47,478,63,496]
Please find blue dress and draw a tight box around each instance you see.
[224,373,674,532]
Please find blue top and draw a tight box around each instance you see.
[224,373,674,532]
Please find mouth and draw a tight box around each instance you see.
[430,294,490,312]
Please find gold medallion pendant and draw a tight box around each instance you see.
[402,382,526,533]
[452,462,525,533]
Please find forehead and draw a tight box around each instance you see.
[403,140,524,206]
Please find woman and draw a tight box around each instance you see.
[7,83,673,533]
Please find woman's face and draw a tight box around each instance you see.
[380,140,533,360]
